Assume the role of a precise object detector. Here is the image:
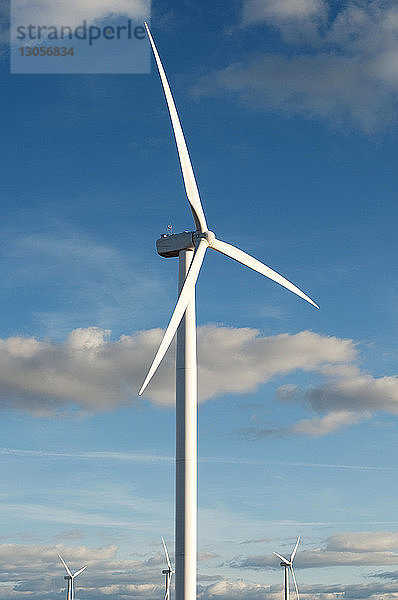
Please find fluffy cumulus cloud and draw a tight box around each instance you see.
[2,536,398,600]
[196,0,398,133]
[0,326,356,416]
[306,374,398,415]
[202,579,398,600]
[0,543,163,600]
[1,325,398,436]
[197,326,355,401]
[248,356,398,438]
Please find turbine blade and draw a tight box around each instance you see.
[58,554,72,577]
[291,536,300,562]
[210,239,319,308]
[290,566,300,600]
[73,566,87,578]
[273,552,290,564]
[139,238,208,396]
[161,536,173,571]
[144,22,208,233]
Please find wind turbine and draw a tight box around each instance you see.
[273,536,301,600]
[161,536,175,600]
[58,554,87,600]
[139,23,318,600]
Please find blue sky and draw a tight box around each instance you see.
[1,1,398,599]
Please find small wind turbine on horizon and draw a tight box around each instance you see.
[273,536,301,600]
[58,554,87,600]
[139,22,318,600]
[161,537,175,600]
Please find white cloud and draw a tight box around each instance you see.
[201,579,398,600]
[199,577,398,600]
[197,327,355,402]
[234,547,398,570]
[12,0,150,29]
[200,579,270,600]
[0,326,355,415]
[196,1,398,132]
[3,539,398,600]
[247,404,372,439]
[243,0,326,22]
[249,358,398,438]
[197,52,393,134]
[0,325,397,437]
[306,375,398,415]
[289,410,371,437]
[0,543,117,570]
[326,531,398,553]
[242,0,328,41]
[0,542,164,600]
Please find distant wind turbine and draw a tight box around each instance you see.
[139,22,318,600]
[58,554,87,600]
[273,536,301,600]
[161,537,175,600]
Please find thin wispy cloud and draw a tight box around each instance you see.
[1,447,390,471]
[1,227,167,338]
[0,448,174,463]
[248,409,372,439]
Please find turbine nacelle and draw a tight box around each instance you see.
[157,232,195,257]
[156,230,216,258]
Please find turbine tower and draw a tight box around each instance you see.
[161,536,175,600]
[140,23,318,600]
[273,536,301,600]
[58,554,87,600]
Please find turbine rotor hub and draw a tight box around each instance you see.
[193,230,215,246]
[204,230,216,246]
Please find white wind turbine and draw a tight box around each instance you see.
[139,23,318,600]
[273,536,301,600]
[58,554,87,600]
[161,536,175,600]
